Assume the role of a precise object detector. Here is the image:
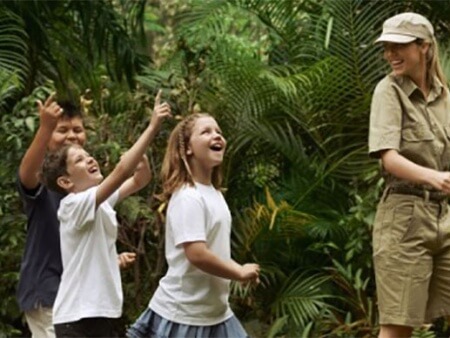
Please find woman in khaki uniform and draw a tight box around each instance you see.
[369,12,450,338]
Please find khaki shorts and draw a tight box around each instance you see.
[25,305,55,338]
[373,192,450,327]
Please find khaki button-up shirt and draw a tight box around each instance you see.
[369,74,450,188]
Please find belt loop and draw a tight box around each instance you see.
[424,190,430,203]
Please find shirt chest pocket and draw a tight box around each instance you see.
[401,124,434,142]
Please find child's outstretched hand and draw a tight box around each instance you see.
[239,263,260,284]
[37,93,63,131]
[118,252,136,269]
[150,89,172,129]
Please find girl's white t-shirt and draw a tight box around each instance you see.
[150,183,234,325]
[53,187,122,324]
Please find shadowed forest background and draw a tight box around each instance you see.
[1,0,450,337]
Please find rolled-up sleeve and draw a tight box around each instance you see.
[369,78,403,158]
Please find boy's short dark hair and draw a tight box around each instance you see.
[40,144,73,195]
[57,100,83,119]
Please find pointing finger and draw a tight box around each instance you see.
[44,92,56,107]
[154,89,162,107]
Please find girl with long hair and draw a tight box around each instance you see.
[128,113,260,338]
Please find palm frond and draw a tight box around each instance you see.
[2,0,147,95]
[0,7,28,99]
[272,272,334,329]
[0,69,21,112]
[299,0,401,180]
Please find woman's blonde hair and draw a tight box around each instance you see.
[159,113,223,202]
[422,37,448,93]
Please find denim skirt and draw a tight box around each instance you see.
[126,308,249,338]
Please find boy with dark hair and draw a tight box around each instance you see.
[17,94,136,337]
[17,94,87,337]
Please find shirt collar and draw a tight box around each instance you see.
[394,74,443,101]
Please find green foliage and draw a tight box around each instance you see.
[0,86,52,336]
[412,327,436,338]
[135,0,450,335]
[0,0,148,97]
[3,0,450,336]
[0,7,28,110]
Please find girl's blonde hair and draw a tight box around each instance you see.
[159,113,223,201]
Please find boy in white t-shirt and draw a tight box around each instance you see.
[40,90,171,337]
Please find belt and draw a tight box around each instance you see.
[389,186,448,202]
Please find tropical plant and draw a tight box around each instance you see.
[0,7,28,111]
[0,0,148,101]
[140,0,435,336]
[0,86,52,336]
[3,0,450,336]
[0,1,157,334]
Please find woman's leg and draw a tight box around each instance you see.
[379,324,413,338]
[373,195,435,331]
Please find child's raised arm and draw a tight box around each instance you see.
[117,154,151,203]
[95,90,171,208]
[19,93,63,189]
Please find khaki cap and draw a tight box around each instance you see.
[375,12,434,44]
